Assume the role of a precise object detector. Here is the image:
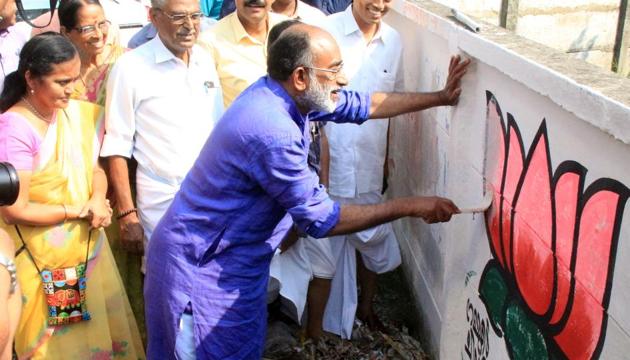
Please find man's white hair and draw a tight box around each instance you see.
[151,0,168,8]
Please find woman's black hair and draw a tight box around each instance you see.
[0,32,78,112]
[58,0,103,30]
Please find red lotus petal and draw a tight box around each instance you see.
[486,188,504,266]
[554,188,624,358]
[502,120,524,206]
[501,120,525,272]
[513,129,553,316]
[550,171,581,325]
[499,200,513,271]
[574,190,620,303]
[485,93,506,267]
[554,280,603,360]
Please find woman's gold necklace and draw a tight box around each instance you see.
[22,97,53,123]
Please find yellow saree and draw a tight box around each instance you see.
[0,100,144,359]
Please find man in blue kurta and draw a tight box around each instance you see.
[144,23,470,359]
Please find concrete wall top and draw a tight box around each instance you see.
[518,0,618,12]
[393,0,630,144]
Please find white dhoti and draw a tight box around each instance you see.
[322,192,401,339]
[270,235,336,324]
[136,169,180,273]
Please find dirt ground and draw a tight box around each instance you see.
[263,268,431,360]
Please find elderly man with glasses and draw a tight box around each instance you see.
[100,0,224,299]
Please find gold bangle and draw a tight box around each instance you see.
[62,204,67,221]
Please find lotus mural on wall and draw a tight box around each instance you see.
[479,91,630,359]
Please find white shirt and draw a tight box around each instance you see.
[271,1,325,24]
[294,1,326,24]
[101,35,224,189]
[0,22,30,94]
[322,6,404,198]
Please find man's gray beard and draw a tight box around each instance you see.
[295,76,337,113]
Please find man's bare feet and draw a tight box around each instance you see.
[357,307,388,334]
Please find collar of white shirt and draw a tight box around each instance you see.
[149,34,202,65]
[339,4,387,44]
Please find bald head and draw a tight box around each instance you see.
[286,23,341,66]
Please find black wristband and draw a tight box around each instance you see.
[116,208,137,220]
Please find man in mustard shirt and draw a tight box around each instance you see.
[199,0,286,107]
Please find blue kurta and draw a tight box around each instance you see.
[144,76,370,359]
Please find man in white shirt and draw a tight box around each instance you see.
[0,1,30,94]
[270,0,326,24]
[100,0,223,274]
[318,0,405,339]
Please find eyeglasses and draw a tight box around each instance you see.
[304,64,345,81]
[74,20,110,36]
[156,9,204,25]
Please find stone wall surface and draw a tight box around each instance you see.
[385,0,630,358]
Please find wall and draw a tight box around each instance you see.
[385,0,630,358]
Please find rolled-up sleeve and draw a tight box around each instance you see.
[309,90,371,125]
[100,59,136,158]
[249,136,340,238]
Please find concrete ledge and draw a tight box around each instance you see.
[393,0,630,144]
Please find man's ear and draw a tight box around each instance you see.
[149,8,159,23]
[291,66,308,92]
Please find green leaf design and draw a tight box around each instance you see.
[505,299,548,360]
[479,261,509,335]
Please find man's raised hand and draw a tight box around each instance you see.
[438,55,471,106]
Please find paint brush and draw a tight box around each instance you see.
[458,186,493,213]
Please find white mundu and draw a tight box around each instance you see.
[101,36,224,271]
[321,5,405,339]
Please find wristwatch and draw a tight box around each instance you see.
[0,253,17,294]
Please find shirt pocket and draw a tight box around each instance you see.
[376,71,397,92]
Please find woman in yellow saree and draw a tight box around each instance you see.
[0,33,144,359]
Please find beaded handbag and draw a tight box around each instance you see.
[16,226,92,326]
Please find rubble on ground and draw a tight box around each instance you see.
[264,317,428,360]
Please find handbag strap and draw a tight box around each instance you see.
[15,225,92,275]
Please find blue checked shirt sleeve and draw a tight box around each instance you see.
[309,90,371,125]
[249,136,340,238]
